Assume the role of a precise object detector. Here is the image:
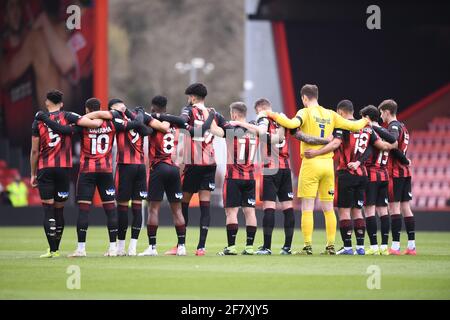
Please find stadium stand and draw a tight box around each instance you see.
[409,117,450,210]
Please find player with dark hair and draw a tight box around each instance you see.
[252,98,329,255]
[378,99,416,255]
[81,98,167,256]
[52,97,149,257]
[265,85,370,255]
[31,89,103,258]
[140,95,216,256]
[302,100,396,255]
[178,83,219,256]
[359,105,408,255]
[209,102,259,255]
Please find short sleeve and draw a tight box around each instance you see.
[257,116,270,127]
[144,112,154,125]
[333,128,344,140]
[65,112,82,124]
[31,120,39,137]
[112,117,126,131]
[388,122,400,140]
[295,109,305,126]
[215,112,227,128]
[180,106,192,122]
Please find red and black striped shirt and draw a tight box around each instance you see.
[386,120,411,178]
[365,147,389,182]
[180,105,216,166]
[224,124,258,180]
[78,120,116,173]
[335,126,378,177]
[148,124,179,169]
[257,116,290,170]
[32,111,81,170]
[112,110,145,165]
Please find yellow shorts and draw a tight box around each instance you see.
[298,158,335,201]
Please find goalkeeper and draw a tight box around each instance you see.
[264,84,370,255]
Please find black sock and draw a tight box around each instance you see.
[262,208,275,249]
[226,224,238,247]
[131,203,142,239]
[147,225,158,246]
[104,203,118,243]
[175,224,186,245]
[117,204,128,241]
[365,216,378,246]
[391,214,402,242]
[77,203,90,243]
[380,215,390,245]
[404,216,415,241]
[353,218,365,247]
[54,206,65,250]
[43,203,57,252]
[182,202,189,227]
[197,201,210,249]
[339,219,352,248]
[283,208,295,249]
[246,225,257,246]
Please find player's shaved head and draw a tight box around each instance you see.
[378,99,398,115]
[85,97,101,112]
[360,105,380,122]
[151,95,168,112]
[336,100,354,114]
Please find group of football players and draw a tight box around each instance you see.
[30,82,415,258]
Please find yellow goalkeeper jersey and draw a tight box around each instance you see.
[273,105,369,159]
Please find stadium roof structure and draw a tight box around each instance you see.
[249,0,450,26]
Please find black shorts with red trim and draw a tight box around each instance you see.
[260,168,294,202]
[223,178,256,208]
[115,164,147,202]
[388,176,412,203]
[148,162,182,203]
[181,165,216,193]
[37,167,71,202]
[365,181,388,207]
[77,172,115,202]
[335,170,368,209]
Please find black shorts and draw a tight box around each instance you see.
[37,167,71,202]
[365,181,389,207]
[115,164,147,202]
[260,168,294,202]
[181,165,216,193]
[223,178,256,208]
[335,170,368,209]
[388,177,412,203]
[148,162,182,203]
[77,172,115,202]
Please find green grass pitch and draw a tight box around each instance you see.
[1,226,449,299]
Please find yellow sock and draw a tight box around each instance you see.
[324,210,337,246]
[301,210,314,246]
